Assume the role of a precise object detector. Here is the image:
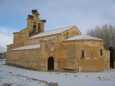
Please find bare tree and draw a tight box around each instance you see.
[87,24,115,49]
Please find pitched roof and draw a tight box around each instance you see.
[30,25,79,39]
[12,44,40,50]
[66,35,102,41]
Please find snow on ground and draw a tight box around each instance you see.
[0,59,5,65]
[0,69,48,86]
[0,66,48,86]
[0,61,49,86]
[0,61,115,86]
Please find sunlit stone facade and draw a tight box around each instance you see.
[6,10,110,72]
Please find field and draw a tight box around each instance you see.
[0,60,115,86]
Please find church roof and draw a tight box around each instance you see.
[66,35,102,41]
[12,44,40,50]
[30,25,79,39]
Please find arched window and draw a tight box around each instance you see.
[81,50,85,59]
[29,24,37,36]
[64,32,69,39]
[32,24,36,32]
[100,49,103,56]
[38,23,41,32]
[33,24,36,28]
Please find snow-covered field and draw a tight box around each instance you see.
[0,59,5,65]
[0,60,115,86]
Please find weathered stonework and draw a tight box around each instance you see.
[6,10,110,72]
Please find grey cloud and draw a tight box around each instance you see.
[0,0,114,32]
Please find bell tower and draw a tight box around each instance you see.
[27,9,46,36]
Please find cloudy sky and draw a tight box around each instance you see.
[0,0,115,51]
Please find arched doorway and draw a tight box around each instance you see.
[48,57,54,71]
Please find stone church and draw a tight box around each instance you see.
[6,10,110,72]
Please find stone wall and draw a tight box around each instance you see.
[61,40,109,72]
[6,48,47,71]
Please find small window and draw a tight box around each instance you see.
[29,24,36,36]
[65,32,69,39]
[32,24,36,31]
[32,25,36,33]
[38,23,41,32]
[33,24,36,29]
[81,50,85,59]
[100,49,103,56]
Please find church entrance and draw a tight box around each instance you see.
[48,57,54,71]
[109,47,115,68]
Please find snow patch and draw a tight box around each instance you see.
[30,25,76,39]
[67,35,102,41]
[12,44,40,50]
